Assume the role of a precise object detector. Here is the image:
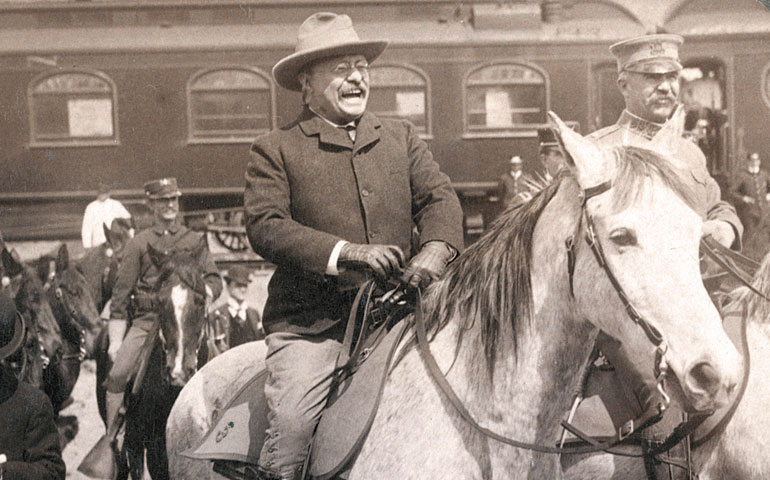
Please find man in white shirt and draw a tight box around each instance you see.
[81,183,131,249]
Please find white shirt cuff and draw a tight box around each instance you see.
[326,240,348,276]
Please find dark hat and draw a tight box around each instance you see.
[144,177,181,200]
[272,12,388,91]
[0,292,23,360]
[225,265,252,286]
[538,127,559,149]
[610,34,683,74]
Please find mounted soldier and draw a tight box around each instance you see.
[243,11,464,479]
[80,177,222,478]
[576,33,743,478]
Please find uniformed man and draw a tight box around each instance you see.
[732,152,770,257]
[589,34,743,448]
[93,177,222,462]
[538,127,568,181]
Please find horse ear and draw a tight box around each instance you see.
[648,105,686,159]
[2,247,23,277]
[103,222,114,247]
[193,235,208,263]
[547,111,616,190]
[56,244,69,274]
[146,242,169,268]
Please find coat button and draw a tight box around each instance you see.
[361,189,369,197]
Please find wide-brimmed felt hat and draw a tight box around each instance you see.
[144,177,181,200]
[225,265,252,286]
[0,292,24,360]
[272,12,388,92]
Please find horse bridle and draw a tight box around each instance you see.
[46,269,88,363]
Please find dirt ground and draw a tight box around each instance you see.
[7,239,272,479]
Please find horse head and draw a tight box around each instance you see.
[147,237,209,387]
[32,244,102,359]
[548,110,742,414]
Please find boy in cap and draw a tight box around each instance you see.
[84,177,222,470]
[0,292,65,480]
[585,33,743,457]
[81,182,131,249]
[731,152,770,257]
[209,264,264,356]
[244,11,464,479]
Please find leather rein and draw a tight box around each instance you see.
[413,179,679,455]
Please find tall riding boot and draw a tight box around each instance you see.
[78,391,125,479]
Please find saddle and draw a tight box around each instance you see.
[184,283,413,480]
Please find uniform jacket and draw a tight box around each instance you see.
[110,222,222,322]
[591,110,743,247]
[244,108,464,338]
[0,368,65,480]
[731,168,770,222]
[210,302,264,353]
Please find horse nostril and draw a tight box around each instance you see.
[687,361,720,397]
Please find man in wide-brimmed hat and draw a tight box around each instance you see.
[244,12,464,479]
[0,292,65,480]
[80,178,223,477]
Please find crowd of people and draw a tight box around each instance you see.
[2,9,767,480]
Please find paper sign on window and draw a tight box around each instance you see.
[396,92,425,117]
[485,89,512,128]
[68,98,113,137]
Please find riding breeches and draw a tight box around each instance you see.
[258,332,341,478]
[105,315,156,394]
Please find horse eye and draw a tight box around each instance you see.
[609,228,637,247]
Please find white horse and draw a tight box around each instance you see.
[563,254,770,480]
[167,112,742,479]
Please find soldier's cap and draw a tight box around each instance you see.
[509,155,523,165]
[610,34,684,74]
[225,265,252,286]
[144,177,181,200]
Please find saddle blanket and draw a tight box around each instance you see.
[184,320,410,479]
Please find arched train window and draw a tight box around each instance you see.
[464,62,548,136]
[29,70,119,147]
[368,64,430,137]
[187,67,274,143]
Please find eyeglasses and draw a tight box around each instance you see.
[329,61,370,76]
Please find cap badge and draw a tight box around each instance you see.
[649,41,665,56]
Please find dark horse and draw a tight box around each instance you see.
[29,243,104,412]
[96,237,211,480]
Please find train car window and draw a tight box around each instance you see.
[187,67,274,144]
[28,71,119,147]
[463,62,548,137]
[680,59,727,175]
[368,64,430,137]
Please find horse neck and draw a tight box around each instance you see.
[415,180,594,471]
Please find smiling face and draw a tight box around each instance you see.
[301,54,370,124]
[619,70,680,123]
[150,196,180,224]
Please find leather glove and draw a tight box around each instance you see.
[338,243,405,279]
[702,220,736,249]
[401,241,454,289]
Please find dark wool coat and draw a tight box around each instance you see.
[245,108,464,339]
[0,368,65,480]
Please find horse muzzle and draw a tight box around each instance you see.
[680,357,740,413]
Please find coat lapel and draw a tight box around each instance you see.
[353,112,382,154]
[299,110,353,150]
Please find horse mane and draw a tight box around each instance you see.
[418,145,700,375]
[733,253,770,323]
